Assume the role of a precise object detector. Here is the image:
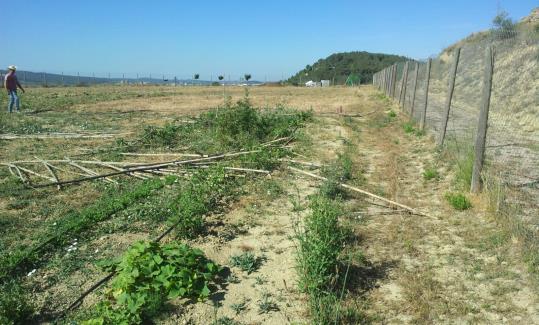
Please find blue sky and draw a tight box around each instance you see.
[1,0,537,80]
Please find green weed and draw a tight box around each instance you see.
[86,241,221,324]
[402,122,415,134]
[230,298,249,315]
[296,195,345,295]
[257,292,279,314]
[445,192,472,210]
[229,252,263,274]
[211,317,241,325]
[0,281,34,325]
[422,167,440,181]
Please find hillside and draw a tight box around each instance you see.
[288,51,409,85]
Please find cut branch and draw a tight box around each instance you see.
[288,166,429,217]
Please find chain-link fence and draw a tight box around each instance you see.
[373,23,538,232]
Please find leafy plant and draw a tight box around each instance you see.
[229,252,262,274]
[0,281,34,325]
[492,11,516,39]
[296,195,345,294]
[422,167,440,181]
[211,316,241,325]
[257,292,279,314]
[0,178,166,282]
[445,192,472,210]
[230,298,249,315]
[86,241,221,324]
[402,122,415,134]
[388,110,396,118]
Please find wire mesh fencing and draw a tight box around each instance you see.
[373,24,539,232]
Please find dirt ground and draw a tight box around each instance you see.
[1,85,538,324]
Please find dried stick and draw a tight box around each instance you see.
[120,153,203,158]
[66,158,118,184]
[95,161,148,180]
[34,150,261,188]
[36,157,62,190]
[2,163,54,182]
[288,166,429,217]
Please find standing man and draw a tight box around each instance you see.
[5,65,25,113]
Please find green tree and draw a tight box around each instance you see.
[492,10,516,39]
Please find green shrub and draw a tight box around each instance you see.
[422,167,440,181]
[139,97,311,154]
[86,241,221,324]
[296,195,345,294]
[445,192,472,210]
[402,122,415,134]
[388,110,396,118]
[0,281,34,325]
[492,11,517,40]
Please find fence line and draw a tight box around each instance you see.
[372,25,539,244]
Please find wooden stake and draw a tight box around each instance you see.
[471,46,494,193]
[438,48,461,146]
[409,62,419,119]
[420,59,432,131]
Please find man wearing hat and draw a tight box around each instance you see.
[4,65,25,113]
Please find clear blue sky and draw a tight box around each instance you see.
[1,0,537,80]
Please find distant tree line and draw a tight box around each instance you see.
[287,51,409,85]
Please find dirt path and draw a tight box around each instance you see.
[160,112,351,324]
[159,87,538,324]
[352,100,539,323]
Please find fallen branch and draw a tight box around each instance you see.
[0,132,130,140]
[36,157,61,190]
[288,166,429,217]
[279,158,324,168]
[261,137,291,147]
[120,153,204,158]
[32,150,261,188]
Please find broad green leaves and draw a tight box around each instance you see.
[88,241,221,324]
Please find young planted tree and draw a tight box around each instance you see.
[244,74,251,84]
[492,10,516,39]
[193,73,199,85]
[218,75,225,99]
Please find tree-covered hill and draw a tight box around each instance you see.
[288,51,409,85]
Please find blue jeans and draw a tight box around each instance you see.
[7,90,20,113]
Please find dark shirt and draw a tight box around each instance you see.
[5,72,18,91]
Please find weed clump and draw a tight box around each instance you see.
[445,192,472,210]
[296,195,345,296]
[320,152,354,199]
[87,241,220,324]
[140,94,311,153]
[0,281,34,325]
[423,167,440,181]
[229,252,262,274]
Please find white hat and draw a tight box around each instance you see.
[8,65,16,71]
